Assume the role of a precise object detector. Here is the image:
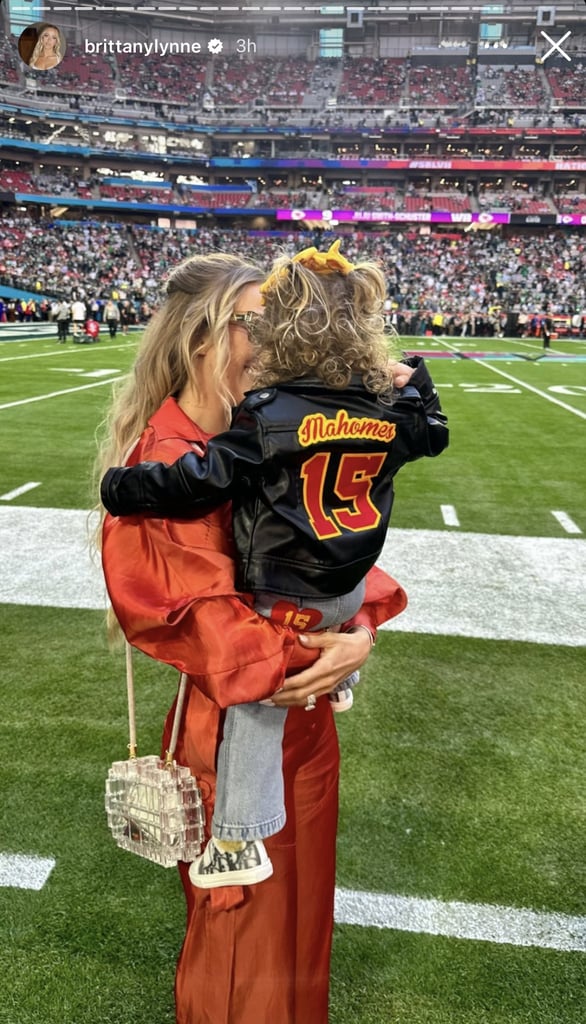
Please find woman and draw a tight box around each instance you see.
[97,253,405,1024]
[28,25,63,71]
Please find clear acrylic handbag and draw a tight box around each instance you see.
[105,643,206,868]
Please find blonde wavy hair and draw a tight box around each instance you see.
[251,253,398,396]
[30,25,63,66]
[94,251,263,517]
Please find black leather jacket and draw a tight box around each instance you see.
[102,357,448,598]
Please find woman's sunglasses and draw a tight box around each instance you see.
[228,311,261,336]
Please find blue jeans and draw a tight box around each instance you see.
[211,582,365,841]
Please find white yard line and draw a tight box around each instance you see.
[440,504,460,527]
[470,361,586,420]
[551,510,582,535]
[2,850,583,953]
[0,377,123,410]
[0,853,55,891]
[335,889,586,953]
[435,338,586,420]
[0,349,70,363]
[0,343,135,363]
[0,481,41,501]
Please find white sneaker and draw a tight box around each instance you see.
[189,837,273,889]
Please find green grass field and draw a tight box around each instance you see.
[1,329,585,1024]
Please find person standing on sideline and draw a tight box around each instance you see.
[101,241,449,892]
[71,297,86,340]
[104,299,121,338]
[97,251,393,1024]
[55,298,71,343]
[119,299,131,335]
[541,311,552,350]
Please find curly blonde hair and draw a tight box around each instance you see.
[251,252,399,396]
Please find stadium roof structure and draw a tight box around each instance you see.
[65,0,586,30]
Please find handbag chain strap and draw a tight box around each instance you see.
[125,640,188,768]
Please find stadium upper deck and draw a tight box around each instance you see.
[0,2,585,230]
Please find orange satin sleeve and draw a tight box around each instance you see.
[102,511,318,707]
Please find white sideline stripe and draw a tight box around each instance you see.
[440,504,460,527]
[0,507,109,611]
[0,481,41,500]
[435,338,586,420]
[0,377,122,410]
[2,508,586,646]
[552,510,582,535]
[334,889,586,952]
[0,854,55,891]
[378,528,586,646]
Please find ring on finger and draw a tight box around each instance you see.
[305,693,317,712]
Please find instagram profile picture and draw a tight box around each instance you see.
[18,23,66,71]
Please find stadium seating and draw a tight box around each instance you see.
[546,65,586,106]
[0,36,19,82]
[210,56,309,107]
[117,52,206,105]
[408,65,473,107]
[337,58,405,106]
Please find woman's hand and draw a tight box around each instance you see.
[269,628,373,709]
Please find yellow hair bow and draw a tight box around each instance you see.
[292,238,355,275]
[261,239,355,295]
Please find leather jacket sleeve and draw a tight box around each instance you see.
[397,355,449,457]
[101,408,263,517]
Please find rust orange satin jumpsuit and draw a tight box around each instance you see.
[102,397,407,1024]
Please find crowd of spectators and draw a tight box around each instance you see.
[0,215,145,301]
[210,55,308,107]
[333,187,397,211]
[409,65,472,107]
[546,64,586,105]
[116,52,206,106]
[556,192,586,215]
[0,35,19,83]
[2,214,585,336]
[337,58,405,106]
[374,230,586,325]
[2,158,585,218]
[502,67,548,108]
[28,169,93,198]
[477,187,553,214]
